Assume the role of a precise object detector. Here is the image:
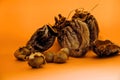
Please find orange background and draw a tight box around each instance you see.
[0,0,120,80]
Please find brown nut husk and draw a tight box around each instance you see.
[92,40,120,57]
[14,46,31,61]
[44,51,55,63]
[54,14,90,57]
[28,52,46,68]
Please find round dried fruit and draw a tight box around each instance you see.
[28,52,46,68]
[44,51,55,63]
[54,14,90,57]
[72,9,99,46]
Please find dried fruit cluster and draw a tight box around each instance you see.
[14,9,120,68]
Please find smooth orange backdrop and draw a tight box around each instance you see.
[0,0,120,80]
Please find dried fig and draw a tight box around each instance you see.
[72,9,99,46]
[54,14,90,57]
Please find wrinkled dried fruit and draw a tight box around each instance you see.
[72,9,99,46]
[28,52,46,68]
[14,46,31,61]
[92,40,120,57]
[44,51,55,63]
[26,24,57,52]
[54,14,90,57]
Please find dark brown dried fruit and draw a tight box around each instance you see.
[26,24,57,52]
[72,9,99,46]
[54,14,90,57]
[28,52,46,68]
[92,40,120,57]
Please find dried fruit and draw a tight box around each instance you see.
[54,14,90,57]
[72,9,99,46]
[28,52,46,68]
[54,48,69,63]
[92,40,120,57]
[44,51,55,63]
[14,8,120,69]
[26,24,57,52]
[14,46,31,61]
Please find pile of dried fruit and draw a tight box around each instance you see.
[14,9,120,68]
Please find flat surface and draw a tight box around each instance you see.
[0,0,120,80]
